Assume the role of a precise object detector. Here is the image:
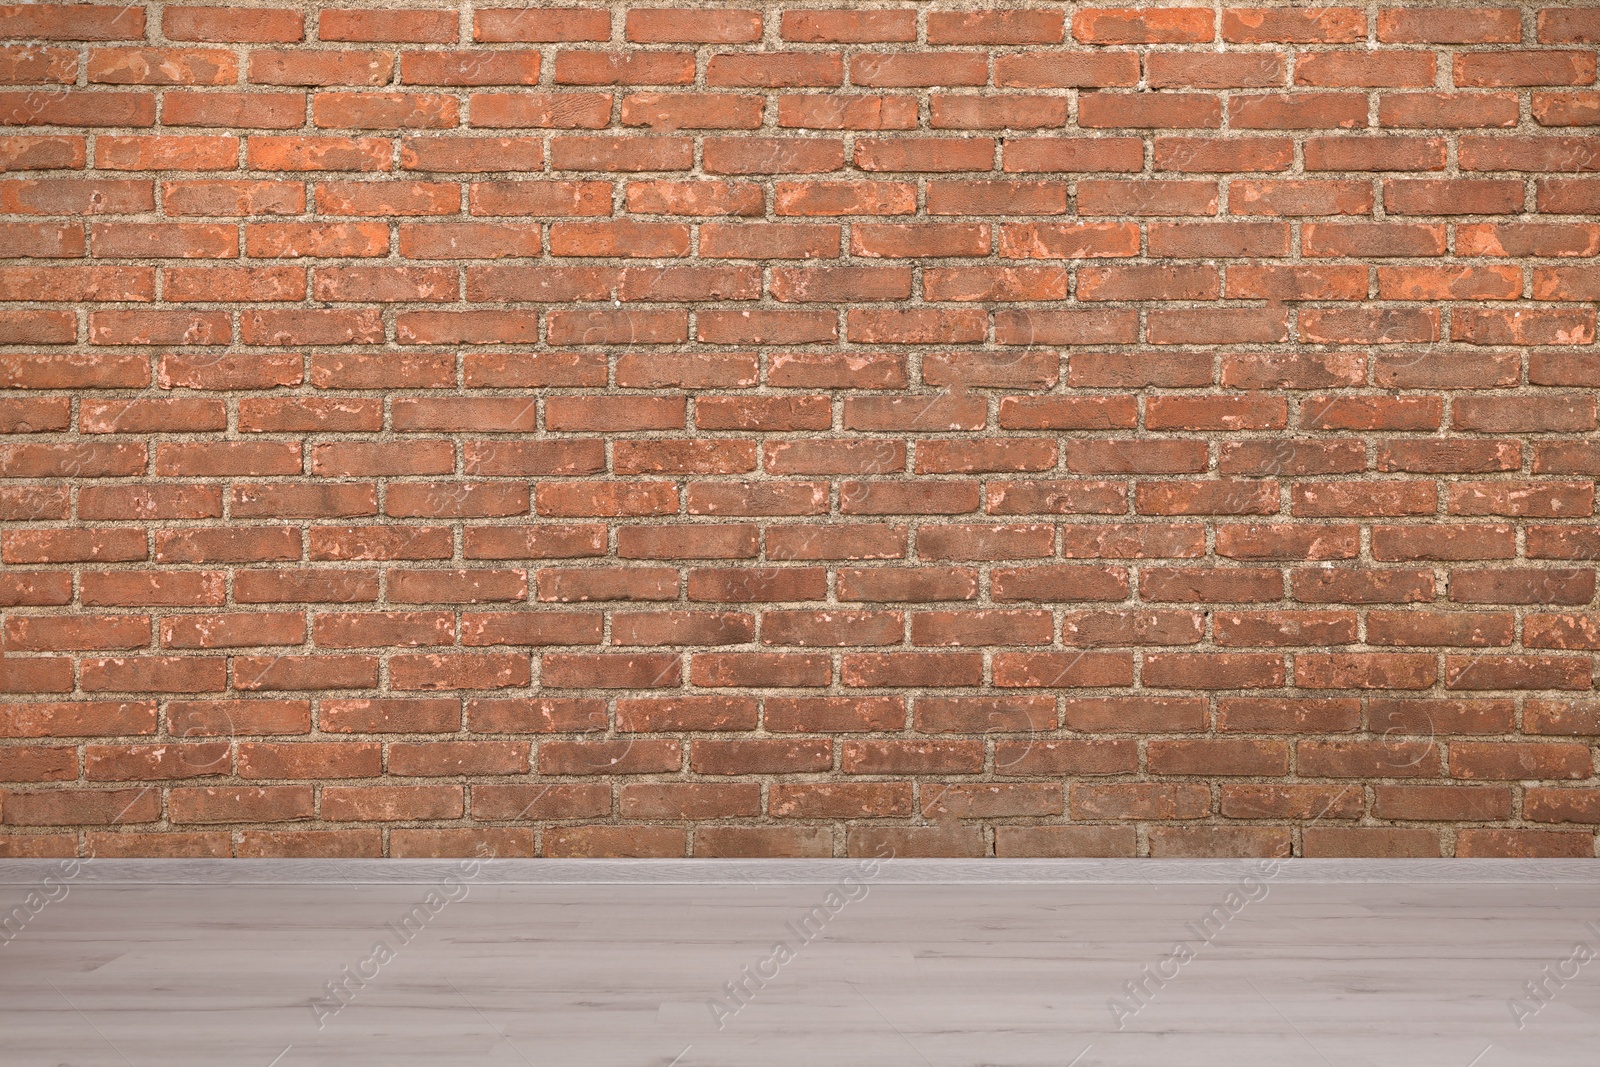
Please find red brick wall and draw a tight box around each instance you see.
[2,2,1598,860]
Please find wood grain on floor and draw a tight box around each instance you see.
[1,866,1596,1065]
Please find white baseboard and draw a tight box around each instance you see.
[2,857,1597,884]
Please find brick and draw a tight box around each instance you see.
[993,651,1136,689]
[91,222,238,258]
[1148,52,1284,89]
[769,783,910,818]
[1150,738,1289,776]
[1540,9,1600,44]
[855,136,994,172]
[781,11,915,43]
[1379,92,1520,129]
[0,45,77,84]
[1229,92,1368,129]
[1532,93,1600,127]
[1072,783,1210,820]
[1231,178,1373,215]
[996,50,1138,88]
[475,8,611,43]
[4,7,1598,858]
[1223,8,1366,43]
[384,828,521,858]
[1379,8,1520,43]
[706,52,842,89]
[460,697,600,735]
[842,738,983,773]
[1451,741,1592,779]
[627,9,760,43]
[468,93,610,130]
[249,49,392,86]
[1294,50,1436,87]
[554,50,693,86]
[996,827,1138,858]
[1075,8,1212,43]
[1303,136,1446,172]
[400,51,541,86]
[0,221,83,257]
[1080,93,1221,129]
[622,92,763,131]
[162,90,304,129]
[87,47,237,85]
[1302,827,1441,857]
[316,93,460,130]
[3,788,160,825]
[164,6,301,42]
[1456,51,1596,87]
[246,136,391,172]
[1458,829,1594,858]
[0,90,155,128]
[321,9,457,43]
[1525,789,1600,824]
[1150,220,1291,258]
[0,265,153,302]
[780,94,918,131]
[1141,566,1284,603]
[852,52,986,88]
[1156,136,1295,173]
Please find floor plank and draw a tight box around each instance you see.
[1,868,1596,1065]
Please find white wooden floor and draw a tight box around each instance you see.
[1,860,1597,1066]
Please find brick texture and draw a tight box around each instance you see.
[1,2,1598,860]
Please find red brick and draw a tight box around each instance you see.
[1075,8,1212,43]
[1294,50,1436,87]
[931,96,1066,131]
[475,9,612,43]
[1456,51,1596,87]
[1540,9,1600,44]
[1379,8,1520,43]
[1072,783,1211,820]
[7,11,1600,858]
[1457,830,1593,858]
[770,782,910,818]
[781,11,915,43]
[1002,135,1143,174]
[316,93,460,131]
[627,9,760,43]
[997,826,1138,858]
[321,9,457,43]
[1223,8,1366,43]
[852,52,987,88]
[554,50,693,86]
[400,50,541,86]
[996,50,1138,88]
[1148,52,1284,89]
